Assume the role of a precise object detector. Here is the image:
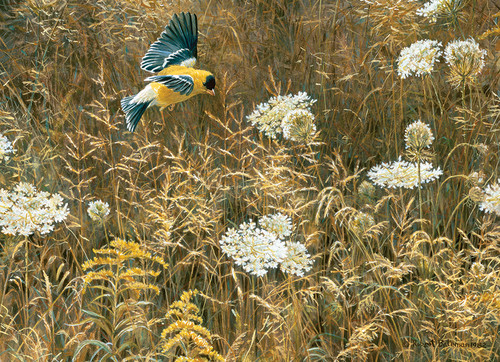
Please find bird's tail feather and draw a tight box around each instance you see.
[121,95,152,132]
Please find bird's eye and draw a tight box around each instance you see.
[204,75,215,90]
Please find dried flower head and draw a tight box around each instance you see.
[367,157,443,189]
[247,92,316,139]
[404,120,434,151]
[470,262,485,277]
[397,40,442,79]
[444,38,487,87]
[468,186,485,203]
[349,212,376,237]
[280,241,313,277]
[358,180,376,204]
[0,133,15,162]
[479,180,500,216]
[0,182,69,236]
[282,109,317,144]
[87,200,110,222]
[467,171,485,187]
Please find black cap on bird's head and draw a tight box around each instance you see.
[203,75,216,96]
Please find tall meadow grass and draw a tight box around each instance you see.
[0,0,499,360]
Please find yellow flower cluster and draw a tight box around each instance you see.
[82,238,167,296]
[161,290,225,361]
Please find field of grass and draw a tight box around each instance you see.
[0,0,499,360]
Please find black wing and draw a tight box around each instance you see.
[145,75,194,96]
[141,12,198,73]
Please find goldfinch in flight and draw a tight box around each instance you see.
[121,12,215,132]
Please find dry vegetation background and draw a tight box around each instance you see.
[0,0,500,360]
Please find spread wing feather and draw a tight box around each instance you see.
[145,75,194,96]
[140,12,198,73]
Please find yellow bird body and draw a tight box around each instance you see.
[151,66,214,108]
[121,13,215,132]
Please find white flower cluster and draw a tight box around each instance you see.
[87,200,110,222]
[404,120,435,151]
[397,40,442,79]
[368,157,443,189]
[247,92,316,142]
[416,0,450,21]
[444,38,487,74]
[220,213,313,277]
[0,133,15,162]
[0,182,69,236]
[479,180,500,217]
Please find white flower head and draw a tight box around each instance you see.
[87,200,110,222]
[0,182,69,236]
[280,241,314,277]
[417,0,449,21]
[417,0,466,22]
[397,40,442,79]
[367,157,443,189]
[479,180,500,216]
[0,133,15,162]
[247,92,316,139]
[220,214,313,277]
[259,212,293,239]
[444,38,487,87]
[404,120,434,151]
[220,222,287,277]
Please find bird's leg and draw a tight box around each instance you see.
[168,104,175,111]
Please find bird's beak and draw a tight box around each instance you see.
[207,89,215,96]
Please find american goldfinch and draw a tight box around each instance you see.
[121,12,215,132]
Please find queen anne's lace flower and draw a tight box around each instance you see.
[87,200,110,222]
[247,92,316,140]
[280,241,313,277]
[479,180,500,216]
[417,0,449,21]
[404,120,434,151]
[0,182,69,236]
[397,40,442,79]
[0,133,15,162]
[259,212,293,239]
[281,109,317,144]
[220,222,287,277]
[367,157,442,189]
[220,214,313,277]
[444,38,487,87]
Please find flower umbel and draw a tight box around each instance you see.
[280,241,313,277]
[404,120,434,152]
[247,92,316,140]
[0,182,69,236]
[397,40,442,79]
[417,0,467,22]
[220,213,313,277]
[367,157,443,189]
[281,109,317,144]
[220,221,287,277]
[259,212,293,239]
[479,180,500,216]
[0,133,15,162]
[87,200,110,222]
[444,38,487,87]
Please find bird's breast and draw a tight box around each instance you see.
[150,82,193,107]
